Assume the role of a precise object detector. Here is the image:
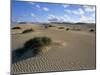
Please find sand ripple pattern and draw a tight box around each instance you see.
[11,46,95,74]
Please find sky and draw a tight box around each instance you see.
[11,0,96,23]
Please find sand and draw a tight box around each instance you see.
[11,24,96,74]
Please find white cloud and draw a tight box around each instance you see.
[64,15,79,23]
[48,15,67,22]
[43,7,49,11]
[70,7,96,23]
[59,17,67,22]
[36,5,40,9]
[62,4,69,8]
[64,15,71,20]
[48,14,95,23]
[64,14,95,23]
[48,14,78,23]
[91,13,95,18]
[42,7,49,11]
[83,5,95,12]
[79,15,95,23]
[48,15,59,22]
[35,5,49,12]
[64,15,69,18]
[48,14,57,20]
[73,8,84,15]
[31,13,36,17]
[28,2,35,5]
[48,15,55,18]
[64,8,84,16]
[64,10,71,13]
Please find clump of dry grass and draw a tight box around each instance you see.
[58,27,64,29]
[24,36,52,55]
[13,36,52,58]
[89,29,95,32]
[48,25,55,27]
[22,29,34,34]
[24,37,51,48]
[66,28,70,31]
[12,26,21,29]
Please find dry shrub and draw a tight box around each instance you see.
[22,29,34,34]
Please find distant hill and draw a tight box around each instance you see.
[11,21,96,26]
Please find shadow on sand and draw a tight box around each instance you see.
[12,48,38,64]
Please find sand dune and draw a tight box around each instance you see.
[11,24,96,74]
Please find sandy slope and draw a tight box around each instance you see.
[11,24,96,74]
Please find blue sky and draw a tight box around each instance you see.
[12,1,96,23]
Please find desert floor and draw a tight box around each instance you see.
[11,24,96,74]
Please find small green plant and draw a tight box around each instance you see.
[24,37,52,55]
[42,37,52,45]
[24,37,52,49]
[66,28,70,31]
[22,29,34,34]
[24,37,43,49]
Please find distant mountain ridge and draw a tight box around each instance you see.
[11,21,96,25]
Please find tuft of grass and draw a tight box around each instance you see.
[89,29,94,32]
[24,37,52,49]
[48,25,55,27]
[41,37,52,45]
[12,27,21,29]
[24,37,43,49]
[58,27,64,29]
[66,28,70,31]
[22,29,34,34]
[13,37,52,57]
[24,36,52,55]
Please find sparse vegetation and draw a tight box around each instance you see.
[24,37,52,49]
[12,27,21,29]
[41,37,52,46]
[23,37,51,55]
[22,29,34,34]
[14,37,52,57]
[48,25,55,27]
[24,37,52,55]
[58,27,64,29]
[66,28,70,31]
[89,29,94,32]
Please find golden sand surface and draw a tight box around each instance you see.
[11,24,96,74]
